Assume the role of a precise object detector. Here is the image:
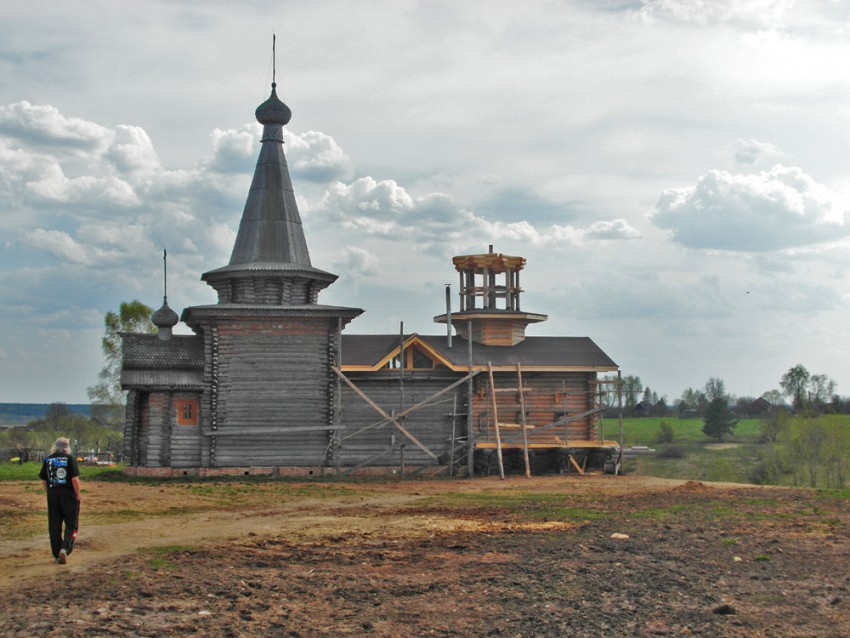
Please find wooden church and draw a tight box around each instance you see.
[120,80,620,477]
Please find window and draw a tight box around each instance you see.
[176,399,199,425]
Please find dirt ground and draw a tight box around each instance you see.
[1,473,848,637]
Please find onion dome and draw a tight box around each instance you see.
[152,297,179,341]
[255,83,292,125]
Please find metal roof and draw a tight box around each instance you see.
[222,84,317,273]
[340,334,617,370]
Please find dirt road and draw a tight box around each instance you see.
[1,474,848,636]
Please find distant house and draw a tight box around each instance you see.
[748,397,773,416]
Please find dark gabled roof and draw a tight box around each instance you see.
[340,334,617,370]
[121,334,204,370]
[120,334,205,390]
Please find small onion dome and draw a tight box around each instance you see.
[152,298,179,330]
[255,83,292,126]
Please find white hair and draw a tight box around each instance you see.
[50,437,71,455]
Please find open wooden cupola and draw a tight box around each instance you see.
[434,245,547,346]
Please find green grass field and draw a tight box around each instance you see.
[3,415,847,488]
[0,461,124,482]
[618,416,848,485]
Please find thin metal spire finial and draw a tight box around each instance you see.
[272,33,276,86]
[163,248,168,302]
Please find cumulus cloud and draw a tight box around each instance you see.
[331,246,380,278]
[204,123,351,182]
[731,138,783,165]
[207,124,259,174]
[27,168,140,208]
[0,101,111,152]
[312,176,640,254]
[286,130,351,183]
[638,0,792,27]
[107,125,161,174]
[651,165,849,251]
[25,229,93,265]
[584,219,642,240]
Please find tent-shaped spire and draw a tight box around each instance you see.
[228,83,311,267]
[201,82,338,306]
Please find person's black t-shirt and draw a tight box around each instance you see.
[39,453,80,490]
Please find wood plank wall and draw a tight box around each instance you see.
[473,371,596,442]
[206,318,335,467]
[340,373,460,465]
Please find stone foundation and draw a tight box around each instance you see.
[122,465,464,478]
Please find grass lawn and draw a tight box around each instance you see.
[617,416,850,485]
[0,461,125,482]
[615,417,766,484]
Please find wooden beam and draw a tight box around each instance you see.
[517,363,531,479]
[332,367,438,460]
[488,362,505,480]
[204,425,345,436]
[500,406,606,445]
[568,454,585,475]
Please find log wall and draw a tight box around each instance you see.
[202,317,337,467]
[340,372,462,466]
[474,371,597,442]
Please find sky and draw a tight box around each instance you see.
[1,0,849,405]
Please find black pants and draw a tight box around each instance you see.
[47,490,79,558]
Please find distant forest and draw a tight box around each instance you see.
[0,403,90,426]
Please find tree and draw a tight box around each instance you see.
[761,389,784,406]
[45,402,72,429]
[702,397,738,441]
[780,364,810,410]
[87,300,155,408]
[760,409,790,444]
[809,374,836,405]
[678,387,707,414]
[704,377,726,402]
[642,386,659,405]
[622,375,643,411]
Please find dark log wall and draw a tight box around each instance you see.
[205,318,335,467]
[124,390,141,464]
[170,392,203,468]
[473,371,597,442]
[340,372,462,466]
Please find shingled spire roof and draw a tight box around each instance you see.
[228,82,310,267]
[200,80,339,305]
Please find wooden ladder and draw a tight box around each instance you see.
[487,361,532,480]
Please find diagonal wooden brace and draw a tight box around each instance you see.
[332,367,439,460]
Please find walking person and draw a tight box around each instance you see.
[39,437,81,564]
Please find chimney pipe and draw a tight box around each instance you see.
[445,284,452,348]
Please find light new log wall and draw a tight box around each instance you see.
[473,371,597,442]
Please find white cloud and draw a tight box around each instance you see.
[638,0,793,27]
[651,165,849,251]
[0,101,112,152]
[731,138,783,165]
[107,125,161,174]
[313,176,640,255]
[584,219,642,240]
[27,169,140,207]
[205,123,351,183]
[25,229,92,265]
[207,124,259,174]
[286,130,351,183]
[331,246,380,278]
